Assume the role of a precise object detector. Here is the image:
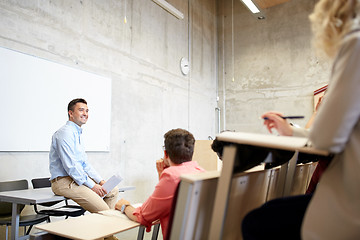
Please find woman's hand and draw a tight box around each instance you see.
[261,111,293,136]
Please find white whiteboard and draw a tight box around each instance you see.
[0,47,111,151]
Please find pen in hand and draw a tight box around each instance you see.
[262,116,304,120]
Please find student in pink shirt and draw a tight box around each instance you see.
[115,128,205,239]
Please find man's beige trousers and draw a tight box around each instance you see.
[51,176,119,213]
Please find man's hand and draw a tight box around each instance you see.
[156,158,168,179]
[91,184,107,197]
[115,198,131,211]
[115,198,138,222]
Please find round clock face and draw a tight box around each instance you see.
[180,57,190,75]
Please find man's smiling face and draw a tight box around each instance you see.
[69,102,89,127]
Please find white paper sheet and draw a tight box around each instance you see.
[102,175,123,198]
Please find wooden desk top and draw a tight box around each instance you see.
[36,210,140,240]
[0,185,135,205]
[217,131,329,156]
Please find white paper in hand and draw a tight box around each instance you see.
[102,175,123,198]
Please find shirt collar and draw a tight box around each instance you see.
[66,121,83,135]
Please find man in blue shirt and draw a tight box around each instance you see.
[49,98,118,213]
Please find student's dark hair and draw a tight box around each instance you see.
[211,137,232,160]
[164,128,195,164]
[67,98,87,118]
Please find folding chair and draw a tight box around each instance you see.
[0,179,49,239]
[31,177,85,221]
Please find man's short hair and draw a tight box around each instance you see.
[164,128,195,164]
[67,98,87,118]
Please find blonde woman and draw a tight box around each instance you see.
[303,0,360,238]
[243,0,360,239]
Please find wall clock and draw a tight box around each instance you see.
[180,57,190,75]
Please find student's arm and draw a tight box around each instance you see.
[156,158,168,179]
[116,171,177,228]
[115,199,138,222]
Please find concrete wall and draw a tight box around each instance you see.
[217,0,331,133]
[0,0,217,206]
[0,0,333,237]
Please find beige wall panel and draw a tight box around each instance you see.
[192,140,219,171]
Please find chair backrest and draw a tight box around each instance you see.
[0,179,28,216]
[32,177,62,207]
[221,170,271,240]
[290,163,312,195]
[169,170,271,240]
[165,183,181,240]
[31,177,51,189]
[169,171,220,240]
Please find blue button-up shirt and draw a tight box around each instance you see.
[49,121,102,188]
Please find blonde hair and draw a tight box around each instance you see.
[309,0,360,58]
